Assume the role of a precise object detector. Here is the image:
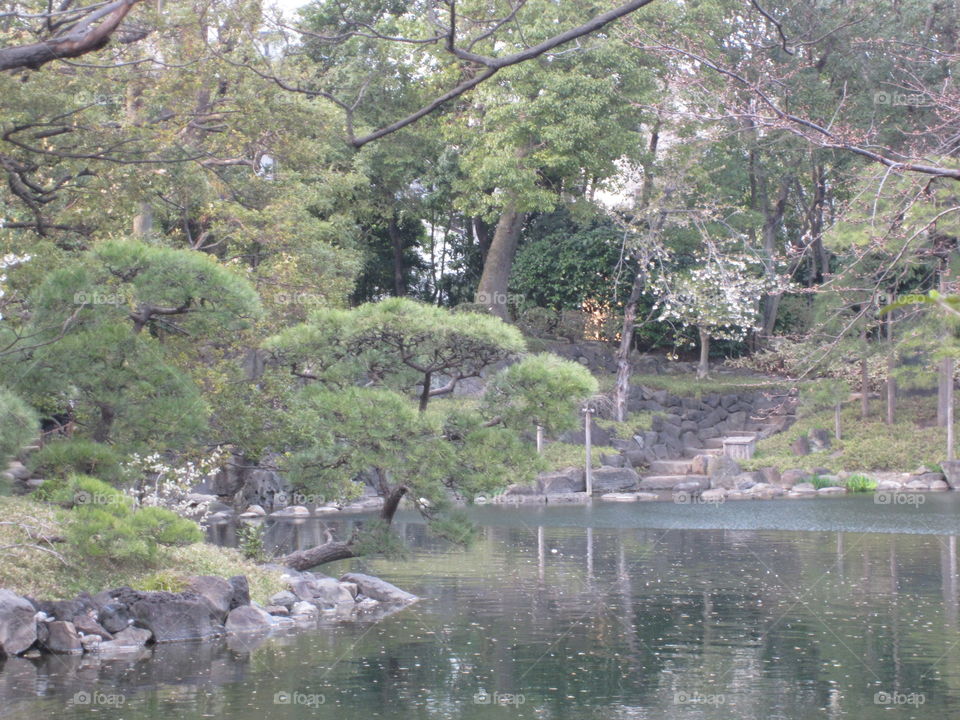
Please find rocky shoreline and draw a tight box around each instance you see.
[0,570,416,659]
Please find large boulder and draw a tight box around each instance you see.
[225,605,274,634]
[187,576,233,622]
[537,467,585,494]
[809,428,832,452]
[309,577,355,606]
[104,588,224,643]
[780,469,810,488]
[98,603,132,634]
[708,455,742,490]
[791,436,811,456]
[0,590,37,656]
[71,612,113,641]
[41,621,82,654]
[590,466,640,493]
[340,573,417,605]
[942,460,960,489]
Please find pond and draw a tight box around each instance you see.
[4,495,960,719]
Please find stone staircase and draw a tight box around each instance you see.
[635,424,788,492]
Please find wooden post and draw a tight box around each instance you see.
[536,425,544,454]
[949,358,955,462]
[584,406,593,495]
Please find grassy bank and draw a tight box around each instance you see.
[742,397,945,474]
[0,495,284,603]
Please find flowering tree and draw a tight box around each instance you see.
[655,245,779,379]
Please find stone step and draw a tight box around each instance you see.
[683,446,722,458]
[703,437,726,449]
[649,459,693,475]
[638,474,709,490]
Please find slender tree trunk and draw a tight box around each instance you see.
[93,403,115,443]
[613,270,646,422]
[834,401,841,440]
[475,204,526,319]
[697,327,710,380]
[860,329,870,420]
[388,213,405,296]
[418,371,432,412]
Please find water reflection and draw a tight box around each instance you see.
[5,500,960,718]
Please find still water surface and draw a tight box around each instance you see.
[4,495,960,719]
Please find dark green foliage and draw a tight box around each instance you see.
[0,386,37,465]
[29,439,125,487]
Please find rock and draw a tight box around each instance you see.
[225,605,274,634]
[590,466,640,493]
[912,472,945,486]
[791,436,811,456]
[877,479,903,491]
[264,605,289,616]
[560,418,611,446]
[905,479,929,490]
[809,428,832,451]
[5,462,30,480]
[105,588,224,643]
[599,453,625,468]
[95,625,152,651]
[707,455,741,489]
[0,590,37,656]
[503,482,539,496]
[759,466,781,486]
[700,488,727,502]
[228,576,250,610]
[310,578,355,606]
[931,480,950,491]
[674,480,706,493]
[187,576,234,622]
[42,621,82,654]
[71,612,112,641]
[942,460,960,489]
[268,591,298,608]
[291,601,319,617]
[272,505,310,517]
[243,504,266,516]
[600,493,640,502]
[689,454,710,475]
[792,482,817,494]
[339,573,417,605]
[98,603,132,634]
[623,449,647,469]
[537,467,585,494]
[818,486,846,494]
[780,469,810,488]
[80,634,101,651]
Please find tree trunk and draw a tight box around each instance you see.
[613,270,646,422]
[93,403,115,443]
[418,371,432,413]
[697,327,710,380]
[834,401,842,440]
[475,204,526,319]
[281,540,357,571]
[280,477,408,571]
[388,213,406,296]
[860,352,870,420]
[940,358,951,427]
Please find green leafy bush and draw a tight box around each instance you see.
[811,475,837,490]
[0,387,37,465]
[29,439,125,487]
[843,474,877,493]
[63,475,201,565]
